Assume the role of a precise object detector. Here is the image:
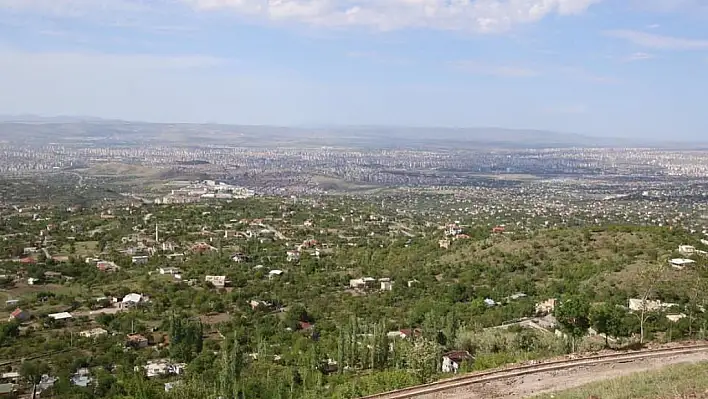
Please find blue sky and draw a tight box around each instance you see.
[1,0,708,139]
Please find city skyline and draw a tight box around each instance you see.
[1,1,708,139]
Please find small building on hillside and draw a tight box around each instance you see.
[286,250,301,262]
[669,258,696,270]
[8,308,29,322]
[442,351,473,373]
[96,261,120,272]
[679,245,696,255]
[535,298,557,315]
[142,359,186,378]
[350,277,376,289]
[268,269,284,279]
[205,275,228,288]
[126,334,149,349]
[80,328,108,339]
[159,267,181,276]
[121,293,144,309]
[132,256,149,265]
[628,298,678,312]
[70,368,93,387]
[48,312,73,321]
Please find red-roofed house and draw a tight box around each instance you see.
[8,308,29,322]
[298,321,314,331]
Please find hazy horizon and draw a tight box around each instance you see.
[1,1,707,141]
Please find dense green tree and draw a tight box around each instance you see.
[555,296,590,352]
[590,303,626,347]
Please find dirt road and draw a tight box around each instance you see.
[420,351,708,399]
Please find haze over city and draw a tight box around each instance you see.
[1,0,708,140]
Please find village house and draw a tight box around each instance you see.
[205,275,229,288]
[386,328,422,340]
[37,374,58,393]
[669,258,696,269]
[0,372,19,383]
[350,277,376,289]
[438,239,450,249]
[159,267,181,276]
[47,312,73,321]
[679,245,696,255]
[535,298,557,315]
[4,299,19,308]
[96,260,120,272]
[492,225,506,234]
[141,359,186,378]
[8,308,29,322]
[441,351,474,373]
[80,328,108,339]
[444,223,463,237]
[286,250,301,262]
[132,255,149,265]
[379,278,394,291]
[126,334,149,349]
[248,299,272,310]
[628,298,678,312]
[667,313,687,323]
[120,293,144,309]
[231,253,249,263]
[71,368,93,387]
[268,269,284,279]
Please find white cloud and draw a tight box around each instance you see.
[623,52,655,62]
[451,60,538,77]
[605,30,708,50]
[0,0,605,33]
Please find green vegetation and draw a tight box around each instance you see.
[1,186,708,399]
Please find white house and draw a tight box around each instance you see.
[205,275,228,288]
[350,277,376,289]
[628,298,678,312]
[121,293,143,308]
[80,328,108,338]
[379,278,393,291]
[667,313,687,323]
[159,267,181,275]
[268,269,284,279]
[142,360,186,378]
[669,258,696,269]
[286,250,301,262]
[441,351,473,373]
[47,312,73,321]
[535,298,557,315]
[679,245,696,255]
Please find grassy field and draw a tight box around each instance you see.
[534,362,708,399]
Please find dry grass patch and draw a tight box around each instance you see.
[534,362,708,399]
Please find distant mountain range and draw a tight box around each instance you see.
[0,115,701,149]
